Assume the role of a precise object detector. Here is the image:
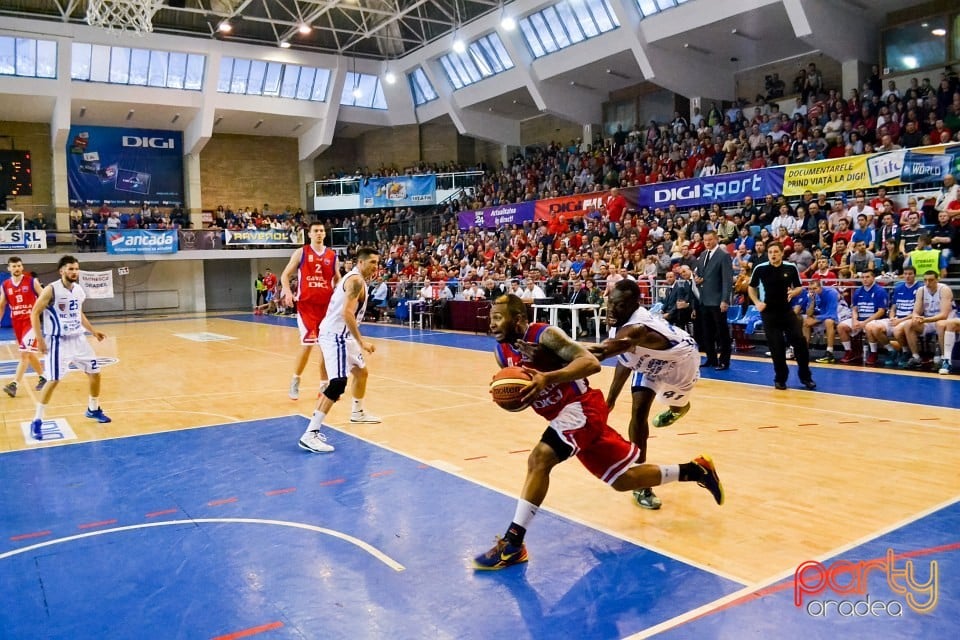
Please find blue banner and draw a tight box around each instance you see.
[360,176,436,208]
[67,126,184,206]
[105,229,178,255]
[457,202,536,230]
[899,149,960,184]
[636,168,784,209]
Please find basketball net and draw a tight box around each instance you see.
[86,0,166,37]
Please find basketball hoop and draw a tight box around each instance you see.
[86,0,166,37]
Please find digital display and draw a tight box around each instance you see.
[0,150,33,197]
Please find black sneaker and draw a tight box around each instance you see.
[802,379,817,390]
[692,455,724,506]
[774,381,787,390]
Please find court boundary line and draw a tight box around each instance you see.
[625,493,960,639]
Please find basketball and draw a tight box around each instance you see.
[489,366,533,412]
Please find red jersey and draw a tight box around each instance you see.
[297,245,337,304]
[494,323,590,421]
[2,275,39,338]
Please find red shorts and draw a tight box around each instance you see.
[11,317,37,352]
[542,389,639,485]
[296,299,331,344]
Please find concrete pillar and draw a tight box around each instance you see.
[841,60,872,98]
[298,159,315,212]
[183,153,203,228]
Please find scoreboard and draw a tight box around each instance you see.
[0,150,33,197]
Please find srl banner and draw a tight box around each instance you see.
[80,270,114,299]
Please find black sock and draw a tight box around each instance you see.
[678,462,705,482]
[504,523,526,545]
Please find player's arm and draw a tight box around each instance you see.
[30,285,54,354]
[605,363,631,412]
[520,326,600,403]
[280,248,303,305]
[342,274,374,353]
[332,255,341,287]
[589,324,648,360]
[0,288,6,317]
[910,287,926,322]
[80,310,105,342]
[933,287,954,322]
[33,276,43,296]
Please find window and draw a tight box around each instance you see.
[439,33,514,89]
[218,56,331,102]
[341,72,388,109]
[409,67,438,106]
[0,36,57,79]
[883,17,948,73]
[519,0,619,59]
[636,0,690,17]
[71,43,204,90]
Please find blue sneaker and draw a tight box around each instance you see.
[474,537,528,570]
[31,418,43,440]
[85,408,112,423]
[693,454,725,506]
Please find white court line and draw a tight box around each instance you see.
[625,493,960,639]
[0,518,405,572]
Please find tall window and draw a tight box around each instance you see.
[439,33,514,90]
[519,0,620,59]
[217,56,331,101]
[0,36,57,79]
[71,43,205,90]
[340,72,388,109]
[409,67,438,106]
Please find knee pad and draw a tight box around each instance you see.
[323,377,348,402]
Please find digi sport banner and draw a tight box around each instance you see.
[67,125,184,206]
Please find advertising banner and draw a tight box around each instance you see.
[782,156,872,196]
[359,175,436,208]
[636,168,785,209]
[105,229,178,255]
[224,229,301,246]
[66,126,184,206]
[178,229,223,250]
[79,270,115,299]
[457,202,535,229]
[0,229,47,250]
[533,192,609,222]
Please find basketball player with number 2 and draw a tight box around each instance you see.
[475,293,723,571]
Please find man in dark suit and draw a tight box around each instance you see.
[660,271,695,328]
[696,230,734,369]
[561,278,590,337]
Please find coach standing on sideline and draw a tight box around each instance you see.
[748,242,817,391]
[696,231,733,370]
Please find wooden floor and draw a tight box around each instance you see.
[2,313,958,587]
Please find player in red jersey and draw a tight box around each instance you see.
[281,222,340,399]
[1,257,46,397]
[474,294,724,570]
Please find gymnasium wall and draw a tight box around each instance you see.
[0,121,54,212]
[520,113,583,148]
[199,133,301,212]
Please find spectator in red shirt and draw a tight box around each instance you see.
[605,187,627,232]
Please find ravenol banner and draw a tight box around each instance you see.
[224,229,301,246]
[458,202,536,229]
[360,176,436,208]
[67,126,184,206]
[635,168,785,209]
[105,229,178,255]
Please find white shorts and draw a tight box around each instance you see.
[630,354,700,404]
[44,334,99,381]
[318,333,366,379]
[868,318,894,337]
[839,318,863,336]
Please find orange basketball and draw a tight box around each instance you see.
[489,366,533,412]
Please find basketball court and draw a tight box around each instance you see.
[0,314,957,638]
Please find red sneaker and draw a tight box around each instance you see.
[865,352,878,366]
[839,351,859,364]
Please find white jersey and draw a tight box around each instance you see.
[919,283,954,318]
[318,268,368,339]
[42,280,87,338]
[613,306,699,376]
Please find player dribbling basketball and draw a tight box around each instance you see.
[474,293,724,570]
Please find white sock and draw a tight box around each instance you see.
[88,397,99,412]
[352,398,363,413]
[512,499,539,529]
[826,348,834,354]
[292,374,300,381]
[945,332,957,360]
[659,464,681,485]
[34,403,46,421]
[869,342,878,352]
[842,341,851,351]
[308,410,326,432]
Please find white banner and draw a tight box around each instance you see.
[0,229,47,250]
[80,270,115,299]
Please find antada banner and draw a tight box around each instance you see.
[0,229,47,250]
[458,202,535,229]
[105,229,178,255]
[635,168,784,209]
[224,229,301,245]
[79,270,115,299]
[360,175,436,208]
[67,125,184,206]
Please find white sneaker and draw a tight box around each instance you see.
[298,430,334,453]
[350,410,381,424]
[289,376,300,400]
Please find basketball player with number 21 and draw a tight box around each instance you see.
[476,292,724,571]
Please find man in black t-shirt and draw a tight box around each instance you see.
[748,242,817,390]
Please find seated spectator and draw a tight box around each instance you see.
[879,239,905,276]
[929,210,956,263]
[837,271,889,364]
[805,279,841,362]
[850,214,876,252]
[659,271,695,328]
[845,240,878,277]
[788,239,814,273]
[519,279,546,302]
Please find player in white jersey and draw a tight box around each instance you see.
[590,279,701,509]
[299,247,381,453]
[902,270,955,370]
[28,256,110,441]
